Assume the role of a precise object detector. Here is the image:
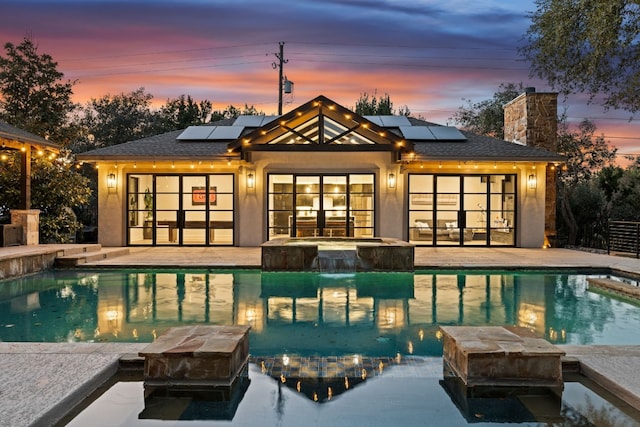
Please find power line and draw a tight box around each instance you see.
[57,42,274,63]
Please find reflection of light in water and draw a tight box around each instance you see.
[408,341,414,354]
[353,355,359,365]
[418,329,425,341]
[320,273,356,279]
[245,309,256,322]
[283,354,290,366]
[435,330,443,341]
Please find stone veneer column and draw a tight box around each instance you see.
[10,209,40,245]
[504,89,558,243]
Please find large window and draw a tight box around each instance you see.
[127,174,234,246]
[408,174,516,246]
[267,174,375,239]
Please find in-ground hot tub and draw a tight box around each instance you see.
[261,237,414,272]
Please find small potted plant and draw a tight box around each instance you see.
[143,188,153,238]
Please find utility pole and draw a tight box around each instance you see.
[272,42,288,115]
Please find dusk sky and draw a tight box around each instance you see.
[1,0,639,158]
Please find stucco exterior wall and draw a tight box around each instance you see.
[98,167,125,247]
[95,156,547,248]
[517,165,547,248]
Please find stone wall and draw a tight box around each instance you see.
[504,90,558,243]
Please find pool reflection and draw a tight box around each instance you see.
[1,270,638,354]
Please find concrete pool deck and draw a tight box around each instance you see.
[1,245,640,425]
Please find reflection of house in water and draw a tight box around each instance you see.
[28,270,566,349]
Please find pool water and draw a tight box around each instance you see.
[2,269,640,356]
[63,363,640,427]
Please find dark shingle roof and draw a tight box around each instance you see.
[77,115,563,162]
[0,120,61,150]
[77,129,233,160]
[413,131,564,162]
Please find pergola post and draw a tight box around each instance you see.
[20,145,31,210]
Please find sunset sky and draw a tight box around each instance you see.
[1,0,639,158]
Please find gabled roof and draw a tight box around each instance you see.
[77,96,563,163]
[228,95,413,153]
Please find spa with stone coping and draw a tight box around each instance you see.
[261,237,414,272]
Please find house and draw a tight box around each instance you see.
[77,91,563,248]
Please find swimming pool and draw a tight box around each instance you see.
[2,269,639,356]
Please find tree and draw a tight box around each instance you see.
[210,104,262,121]
[452,83,524,139]
[0,151,92,242]
[75,88,158,150]
[354,92,410,116]
[0,36,77,143]
[557,118,617,186]
[556,118,617,246]
[520,0,640,113]
[157,94,212,131]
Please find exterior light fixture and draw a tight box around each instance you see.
[107,173,117,189]
[387,172,396,189]
[528,173,537,190]
[247,171,255,189]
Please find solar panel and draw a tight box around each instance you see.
[177,126,216,140]
[207,126,245,140]
[399,126,436,140]
[233,115,281,127]
[362,116,383,126]
[379,116,411,127]
[428,126,467,141]
[233,116,264,127]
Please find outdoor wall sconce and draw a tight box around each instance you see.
[387,172,396,189]
[107,172,117,189]
[527,173,537,190]
[247,171,255,189]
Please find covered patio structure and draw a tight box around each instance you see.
[0,120,61,245]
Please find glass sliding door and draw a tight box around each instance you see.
[156,176,180,245]
[267,173,374,239]
[182,176,208,245]
[127,173,234,246]
[408,173,516,246]
[435,176,462,245]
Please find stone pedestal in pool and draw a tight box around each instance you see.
[139,325,250,389]
[440,326,565,388]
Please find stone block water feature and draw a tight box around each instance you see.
[440,326,565,388]
[139,325,250,389]
[261,237,414,272]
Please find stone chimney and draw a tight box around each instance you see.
[503,87,557,151]
[503,88,559,245]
